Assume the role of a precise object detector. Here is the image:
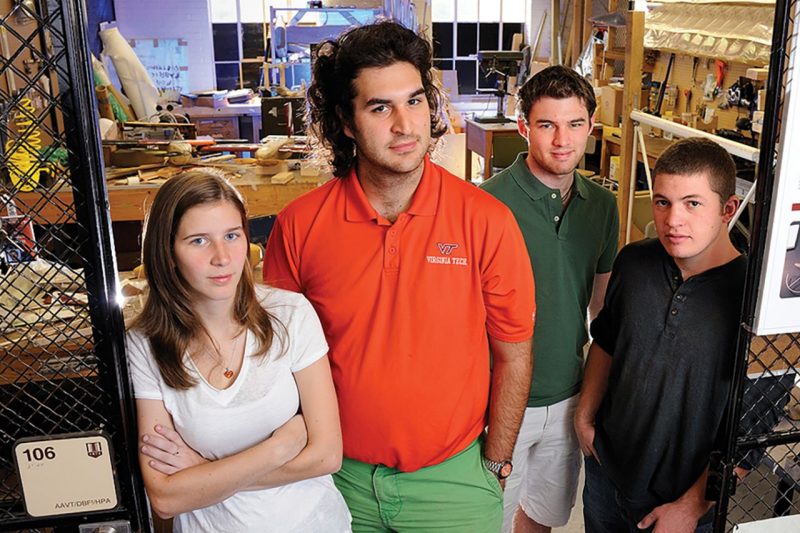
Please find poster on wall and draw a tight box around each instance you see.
[752,5,800,335]
[128,38,189,100]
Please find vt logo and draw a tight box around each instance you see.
[437,243,459,255]
[86,441,103,458]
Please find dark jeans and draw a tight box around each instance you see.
[583,456,714,533]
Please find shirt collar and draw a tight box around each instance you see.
[509,152,589,201]
[344,155,440,222]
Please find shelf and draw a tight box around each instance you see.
[603,48,626,61]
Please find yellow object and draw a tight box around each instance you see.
[248,243,263,268]
[133,264,146,279]
[6,97,44,192]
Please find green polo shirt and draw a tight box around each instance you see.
[481,153,619,407]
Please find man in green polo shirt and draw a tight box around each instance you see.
[481,65,619,533]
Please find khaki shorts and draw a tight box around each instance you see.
[502,394,582,530]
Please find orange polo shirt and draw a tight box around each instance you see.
[263,156,535,472]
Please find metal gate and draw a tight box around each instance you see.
[1,0,148,531]
[712,0,800,530]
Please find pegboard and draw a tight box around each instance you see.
[648,51,762,133]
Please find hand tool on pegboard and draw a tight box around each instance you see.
[653,52,676,117]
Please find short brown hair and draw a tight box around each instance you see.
[130,170,280,389]
[516,65,596,122]
[653,137,737,202]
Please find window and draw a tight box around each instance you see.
[431,0,526,95]
[209,0,306,90]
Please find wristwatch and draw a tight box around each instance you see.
[483,457,513,480]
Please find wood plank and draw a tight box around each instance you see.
[571,0,584,67]
[550,0,561,65]
[619,10,645,247]
[582,0,594,46]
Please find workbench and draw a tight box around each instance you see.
[15,173,327,225]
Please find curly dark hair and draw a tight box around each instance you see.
[306,20,448,177]
[516,65,596,123]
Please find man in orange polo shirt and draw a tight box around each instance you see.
[263,21,535,531]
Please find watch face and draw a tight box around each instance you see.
[499,461,513,479]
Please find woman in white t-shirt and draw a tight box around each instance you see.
[126,170,351,532]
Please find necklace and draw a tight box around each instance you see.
[560,182,574,207]
[223,330,244,379]
[203,329,244,380]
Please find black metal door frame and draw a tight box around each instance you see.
[1,0,149,530]
[711,0,800,529]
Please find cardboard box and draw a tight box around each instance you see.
[752,110,765,133]
[599,85,623,126]
[692,114,718,133]
[609,155,621,182]
[745,67,769,81]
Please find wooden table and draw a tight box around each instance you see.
[15,173,328,225]
[464,119,520,181]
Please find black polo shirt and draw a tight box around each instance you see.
[591,238,746,510]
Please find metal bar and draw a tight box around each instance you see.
[735,429,800,451]
[730,180,757,231]
[635,123,652,197]
[630,110,759,162]
[625,122,640,243]
[58,0,150,529]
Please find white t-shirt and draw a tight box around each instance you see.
[126,286,351,532]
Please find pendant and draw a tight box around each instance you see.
[223,368,234,379]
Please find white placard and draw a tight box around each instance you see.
[752,0,800,335]
[733,514,800,532]
[14,433,118,517]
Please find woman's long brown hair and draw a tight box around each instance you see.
[129,170,280,389]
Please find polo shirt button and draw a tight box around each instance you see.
[554,215,560,222]
[389,247,397,254]
[551,193,558,199]
[670,308,678,316]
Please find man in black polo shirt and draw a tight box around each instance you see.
[575,137,747,533]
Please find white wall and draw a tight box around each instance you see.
[113,0,215,91]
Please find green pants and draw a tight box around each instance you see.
[333,439,503,532]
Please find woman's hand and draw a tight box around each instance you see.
[141,424,207,475]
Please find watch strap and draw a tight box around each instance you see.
[483,456,513,479]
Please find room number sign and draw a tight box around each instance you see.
[13,432,118,517]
